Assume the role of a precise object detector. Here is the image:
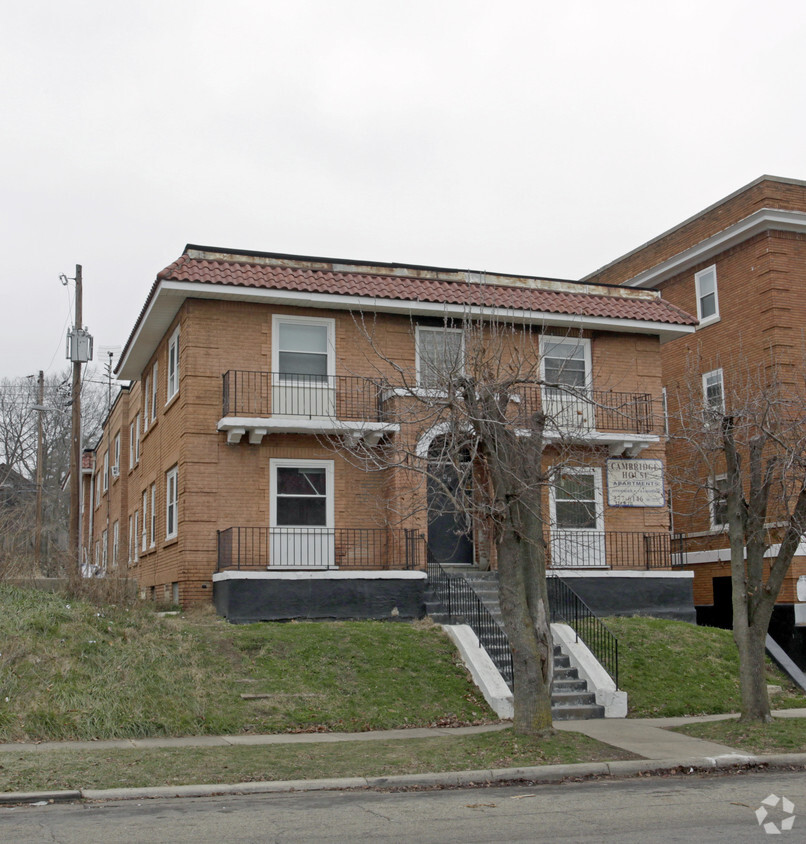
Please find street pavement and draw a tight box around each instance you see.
[1,709,805,805]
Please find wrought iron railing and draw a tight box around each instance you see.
[222,370,384,421]
[513,386,655,434]
[545,530,674,570]
[424,539,514,688]
[548,574,619,688]
[216,527,421,571]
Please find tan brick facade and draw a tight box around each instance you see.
[586,176,806,614]
[87,249,693,606]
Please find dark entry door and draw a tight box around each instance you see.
[427,462,473,566]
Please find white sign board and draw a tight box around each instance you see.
[607,459,665,508]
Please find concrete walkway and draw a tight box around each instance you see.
[2,710,805,805]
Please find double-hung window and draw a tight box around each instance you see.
[695,265,719,325]
[141,490,148,552]
[101,529,108,569]
[112,521,119,567]
[151,362,158,421]
[133,511,139,562]
[709,474,729,530]
[149,482,156,547]
[102,452,109,492]
[129,422,136,469]
[128,515,133,564]
[274,316,333,383]
[416,326,464,389]
[702,368,725,421]
[143,376,150,430]
[134,414,141,463]
[553,469,600,530]
[167,327,180,401]
[113,433,120,475]
[166,466,178,539]
[542,336,590,394]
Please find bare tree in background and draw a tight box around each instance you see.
[667,354,806,722]
[338,314,637,735]
[0,370,106,575]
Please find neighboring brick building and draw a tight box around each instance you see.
[584,175,806,663]
[82,245,696,613]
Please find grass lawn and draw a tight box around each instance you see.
[0,729,637,792]
[0,585,495,742]
[671,718,806,754]
[605,617,806,718]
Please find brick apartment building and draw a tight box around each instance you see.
[585,175,806,662]
[81,246,696,615]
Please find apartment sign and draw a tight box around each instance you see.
[607,459,665,507]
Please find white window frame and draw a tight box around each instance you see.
[661,387,669,438]
[695,265,719,326]
[101,528,108,569]
[415,325,465,389]
[709,473,729,531]
[151,362,158,421]
[133,511,139,562]
[540,335,593,392]
[113,432,120,475]
[549,466,604,531]
[271,314,335,381]
[149,482,156,548]
[167,326,180,401]
[270,458,334,529]
[112,520,119,567]
[166,466,178,539]
[141,490,148,552]
[143,375,150,431]
[129,422,136,469]
[128,515,133,564]
[134,414,141,463]
[102,451,109,493]
[702,368,725,415]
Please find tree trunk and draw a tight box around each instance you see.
[496,500,553,735]
[733,616,773,723]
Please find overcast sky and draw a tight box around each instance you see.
[3,0,805,382]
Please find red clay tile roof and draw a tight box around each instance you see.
[158,254,697,326]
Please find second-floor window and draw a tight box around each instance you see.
[167,326,180,400]
[416,326,464,389]
[274,316,333,382]
[695,265,719,325]
[102,452,109,492]
[542,336,590,394]
[143,375,150,430]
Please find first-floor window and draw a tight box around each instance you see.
[552,468,601,530]
[133,511,139,562]
[112,521,119,566]
[128,515,133,564]
[710,475,729,530]
[142,490,148,551]
[166,466,178,539]
[149,482,156,547]
[101,529,108,569]
[271,459,333,527]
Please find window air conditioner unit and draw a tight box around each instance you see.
[111,466,120,478]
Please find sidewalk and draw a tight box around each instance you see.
[2,710,805,805]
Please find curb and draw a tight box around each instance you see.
[4,753,806,805]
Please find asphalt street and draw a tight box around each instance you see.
[2,768,804,843]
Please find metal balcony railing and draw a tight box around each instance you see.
[545,530,676,570]
[513,387,655,435]
[222,371,384,421]
[216,527,422,571]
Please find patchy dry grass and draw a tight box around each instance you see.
[671,717,806,754]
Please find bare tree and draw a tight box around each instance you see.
[337,314,639,735]
[667,355,806,722]
[0,370,106,575]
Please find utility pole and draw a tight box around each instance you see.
[62,265,91,583]
[34,369,44,575]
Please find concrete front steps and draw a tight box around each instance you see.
[428,569,605,720]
